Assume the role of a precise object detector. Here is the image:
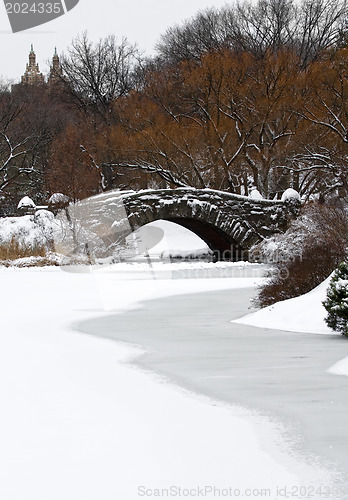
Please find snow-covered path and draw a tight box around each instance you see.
[0,266,344,499]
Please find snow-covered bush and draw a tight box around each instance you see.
[323,263,348,336]
[253,202,348,265]
[0,213,56,250]
[253,202,348,307]
[0,237,46,261]
[0,212,60,264]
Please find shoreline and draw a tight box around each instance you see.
[76,284,348,492]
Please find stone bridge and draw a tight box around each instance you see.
[70,188,300,261]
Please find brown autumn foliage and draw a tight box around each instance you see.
[96,49,300,195]
[87,45,347,201]
[46,124,100,201]
[1,20,347,206]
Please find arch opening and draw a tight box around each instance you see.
[166,217,247,261]
[136,219,212,260]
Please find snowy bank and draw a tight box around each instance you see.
[92,261,264,311]
[233,277,333,335]
[0,267,337,499]
[328,357,348,377]
[0,215,211,263]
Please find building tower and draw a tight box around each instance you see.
[21,44,44,85]
[48,47,64,86]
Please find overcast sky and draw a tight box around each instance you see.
[0,0,230,81]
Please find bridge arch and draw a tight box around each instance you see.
[121,188,299,260]
[63,188,300,261]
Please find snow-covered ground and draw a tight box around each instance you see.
[91,260,264,311]
[0,214,211,261]
[0,264,338,499]
[0,214,345,496]
[233,276,333,335]
[328,357,348,377]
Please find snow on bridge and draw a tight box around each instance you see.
[66,187,300,261]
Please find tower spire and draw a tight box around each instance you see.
[21,44,44,85]
[48,46,64,87]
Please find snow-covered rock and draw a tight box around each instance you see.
[34,209,55,223]
[281,188,301,203]
[48,193,70,207]
[17,196,35,210]
[249,189,263,200]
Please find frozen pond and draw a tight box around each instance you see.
[77,274,348,489]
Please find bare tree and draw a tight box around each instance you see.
[296,0,347,65]
[156,0,347,66]
[293,47,348,199]
[0,87,53,206]
[60,32,140,121]
[156,9,226,65]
